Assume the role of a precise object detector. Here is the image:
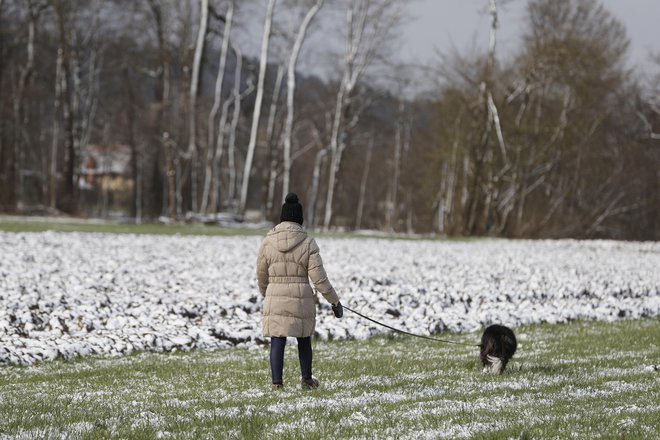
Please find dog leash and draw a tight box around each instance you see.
[342,304,479,347]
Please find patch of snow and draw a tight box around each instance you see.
[1,232,659,365]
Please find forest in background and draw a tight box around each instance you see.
[1,0,659,239]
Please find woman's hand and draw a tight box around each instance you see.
[332,301,343,318]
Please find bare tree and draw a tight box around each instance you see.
[263,63,285,215]
[9,0,47,209]
[147,0,176,221]
[0,0,6,206]
[53,0,77,211]
[385,100,406,232]
[49,47,64,209]
[120,62,142,223]
[186,0,209,213]
[281,0,324,196]
[355,130,373,230]
[201,1,233,213]
[238,0,276,215]
[322,0,402,229]
[307,146,327,228]
[640,55,660,141]
[477,0,509,233]
[226,43,255,208]
[208,89,232,213]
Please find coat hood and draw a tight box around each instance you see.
[266,221,308,252]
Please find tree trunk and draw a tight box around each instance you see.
[264,63,286,215]
[187,0,209,213]
[226,45,254,207]
[308,147,328,229]
[81,37,100,153]
[12,0,43,209]
[49,48,64,210]
[322,74,348,230]
[123,65,140,222]
[322,1,374,229]
[282,0,324,197]
[202,2,233,213]
[208,97,232,213]
[238,0,276,215]
[402,115,413,234]
[163,132,177,220]
[54,2,77,213]
[148,0,176,221]
[355,133,373,230]
[0,0,5,206]
[386,101,404,231]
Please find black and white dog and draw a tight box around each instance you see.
[479,324,517,374]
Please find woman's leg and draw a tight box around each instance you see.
[270,337,287,384]
[297,337,313,379]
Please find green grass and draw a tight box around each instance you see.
[1,319,658,439]
[0,218,264,237]
[0,216,477,242]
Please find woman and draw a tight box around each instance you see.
[256,193,343,390]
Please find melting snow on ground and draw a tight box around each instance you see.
[0,231,659,365]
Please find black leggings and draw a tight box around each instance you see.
[270,336,312,384]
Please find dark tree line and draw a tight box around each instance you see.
[0,0,658,239]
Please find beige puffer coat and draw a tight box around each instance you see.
[256,221,339,337]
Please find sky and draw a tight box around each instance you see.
[400,0,660,72]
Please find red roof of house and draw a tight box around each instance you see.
[80,144,133,176]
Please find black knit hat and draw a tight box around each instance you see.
[280,192,304,225]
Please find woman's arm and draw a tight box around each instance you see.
[307,238,340,305]
[256,241,269,296]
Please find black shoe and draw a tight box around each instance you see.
[301,376,320,390]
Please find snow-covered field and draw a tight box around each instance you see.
[1,231,659,365]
